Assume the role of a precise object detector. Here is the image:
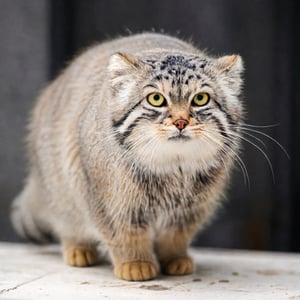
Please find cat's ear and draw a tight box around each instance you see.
[108,52,143,92]
[108,52,142,79]
[215,55,244,94]
[216,54,244,75]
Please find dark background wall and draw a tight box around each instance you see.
[0,0,299,252]
[0,0,49,241]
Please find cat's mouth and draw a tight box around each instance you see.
[168,133,191,142]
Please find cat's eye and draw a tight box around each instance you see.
[192,93,210,107]
[147,93,166,107]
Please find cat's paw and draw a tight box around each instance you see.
[162,256,194,275]
[114,261,158,281]
[63,246,98,267]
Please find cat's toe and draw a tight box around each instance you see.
[114,261,158,281]
[162,256,194,275]
[64,246,98,267]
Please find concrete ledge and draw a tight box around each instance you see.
[0,242,299,299]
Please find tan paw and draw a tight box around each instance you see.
[114,261,158,281]
[64,246,98,267]
[162,256,194,275]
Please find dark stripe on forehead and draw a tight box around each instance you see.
[160,55,197,70]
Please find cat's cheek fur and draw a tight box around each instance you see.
[110,83,140,117]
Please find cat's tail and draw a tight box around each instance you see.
[10,177,53,244]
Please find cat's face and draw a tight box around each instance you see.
[108,52,244,173]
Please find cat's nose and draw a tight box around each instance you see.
[173,119,189,130]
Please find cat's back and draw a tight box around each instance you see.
[91,33,198,57]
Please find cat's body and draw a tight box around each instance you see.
[11,33,244,281]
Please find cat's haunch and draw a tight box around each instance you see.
[11,33,244,281]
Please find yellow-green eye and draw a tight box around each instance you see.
[192,93,210,106]
[147,93,166,107]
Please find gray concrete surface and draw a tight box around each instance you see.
[0,243,300,299]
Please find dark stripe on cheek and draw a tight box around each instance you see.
[142,106,162,115]
[214,99,237,126]
[112,100,143,128]
[201,113,236,150]
[118,112,160,145]
[193,108,212,118]
[209,115,229,138]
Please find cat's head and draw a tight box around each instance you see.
[107,51,244,173]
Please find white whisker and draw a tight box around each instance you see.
[240,122,280,129]
[209,127,276,183]
[236,126,290,159]
[239,131,267,148]
[201,129,250,188]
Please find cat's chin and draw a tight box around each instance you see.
[167,134,191,142]
[132,138,221,174]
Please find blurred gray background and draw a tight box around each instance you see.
[0,0,299,251]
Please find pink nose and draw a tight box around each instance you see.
[173,119,189,130]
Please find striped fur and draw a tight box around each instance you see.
[11,33,244,281]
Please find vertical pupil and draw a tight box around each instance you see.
[153,94,160,101]
[197,94,203,101]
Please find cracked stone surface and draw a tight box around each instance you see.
[0,242,300,299]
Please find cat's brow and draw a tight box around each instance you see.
[143,83,159,89]
[200,83,212,89]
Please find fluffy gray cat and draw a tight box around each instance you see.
[11,33,244,281]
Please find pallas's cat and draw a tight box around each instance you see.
[11,33,244,281]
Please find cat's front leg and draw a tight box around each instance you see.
[109,228,159,281]
[155,224,198,276]
[62,239,99,267]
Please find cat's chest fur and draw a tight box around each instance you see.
[102,161,223,228]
